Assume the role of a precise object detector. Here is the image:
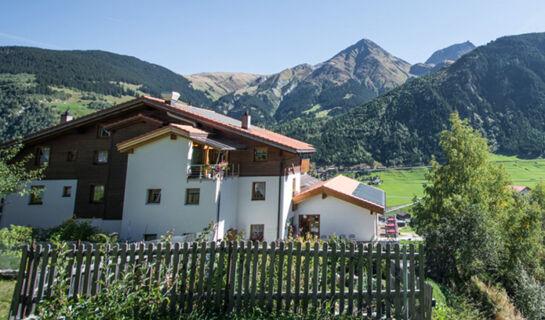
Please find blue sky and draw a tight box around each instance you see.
[1,1,545,75]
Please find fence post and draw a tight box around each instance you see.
[419,244,426,319]
[403,245,408,320]
[9,244,29,319]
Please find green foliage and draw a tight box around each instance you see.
[44,218,101,242]
[414,113,511,282]
[512,269,545,320]
[0,143,45,195]
[0,225,33,250]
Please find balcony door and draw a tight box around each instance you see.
[298,214,320,238]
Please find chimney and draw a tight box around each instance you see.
[161,91,181,105]
[242,110,251,129]
[60,109,73,123]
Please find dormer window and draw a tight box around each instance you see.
[36,147,50,165]
[254,147,268,162]
[98,126,111,138]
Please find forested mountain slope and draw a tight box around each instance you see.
[279,33,545,166]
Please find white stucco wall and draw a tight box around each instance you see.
[295,195,377,241]
[217,177,239,239]
[235,176,280,242]
[280,172,300,239]
[120,136,218,241]
[0,179,77,229]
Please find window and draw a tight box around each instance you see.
[185,188,200,205]
[29,186,45,205]
[251,182,266,201]
[98,126,111,138]
[254,147,268,162]
[147,189,161,204]
[298,215,320,238]
[94,150,108,164]
[144,234,157,241]
[62,186,72,197]
[66,150,77,161]
[90,185,105,203]
[36,147,50,165]
[250,224,264,241]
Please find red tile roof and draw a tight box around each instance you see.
[507,185,531,193]
[293,175,385,214]
[10,96,315,154]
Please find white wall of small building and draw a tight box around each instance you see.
[120,136,219,241]
[295,195,377,242]
[280,172,299,239]
[0,179,77,229]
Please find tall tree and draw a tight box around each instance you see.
[413,113,511,283]
[0,144,44,196]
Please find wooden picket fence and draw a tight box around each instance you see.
[9,241,433,319]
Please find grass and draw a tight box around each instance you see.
[354,154,545,207]
[0,280,15,319]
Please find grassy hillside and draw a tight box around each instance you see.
[351,154,545,207]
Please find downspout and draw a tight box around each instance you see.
[276,160,284,240]
[215,178,222,241]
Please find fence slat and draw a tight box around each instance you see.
[81,245,93,297]
[170,242,181,315]
[409,244,416,319]
[302,242,311,313]
[179,242,190,312]
[329,242,337,313]
[339,242,346,314]
[258,241,267,309]
[36,245,51,302]
[321,242,328,301]
[366,243,372,317]
[276,241,285,312]
[285,242,293,311]
[155,243,163,284]
[9,245,28,319]
[197,242,207,306]
[356,243,364,315]
[187,242,198,312]
[419,244,426,319]
[244,241,252,309]
[267,242,276,312]
[347,242,355,315]
[312,242,319,311]
[385,242,391,318]
[91,244,103,296]
[395,244,401,319]
[376,243,383,318]
[227,242,237,313]
[235,241,245,312]
[206,241,216,310]
[249,241,259,309]
[215,241,226,312]
[294,241,302,312]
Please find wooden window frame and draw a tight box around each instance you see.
[298,214,320,238]
[185,188,200,205]
[35,146,51,165]
[94,150,109,164]
[90,184,105,204]
[66,150,78,161]
[97,126,111,138]
[62,186,72,197]
[253,147,268,162]
[144,234,157,241]
[29,185,45,205]
[147,189,162,204]
[250,224,264,241]
[251,182,266,201]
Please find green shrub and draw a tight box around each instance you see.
[0,225,34,250]
[512,270,545,320]
[44,218,100,242]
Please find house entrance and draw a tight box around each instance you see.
[298,214,320,238]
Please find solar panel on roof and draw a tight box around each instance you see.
[352,183,385,207]
[176,103,241,126]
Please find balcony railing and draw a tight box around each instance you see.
[188,163,240,179]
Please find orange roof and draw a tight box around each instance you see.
[293,175,385,214]
[507,185,531,193]
[10,96,315,154]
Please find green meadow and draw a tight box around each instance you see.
[355,154,545,208]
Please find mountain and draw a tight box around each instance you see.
[410,41,476,76]
[203,39,412,124]
[280,33,545,166]
[0,46,212,141]
[185,72,263,101]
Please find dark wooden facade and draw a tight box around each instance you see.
[15,99,309,220]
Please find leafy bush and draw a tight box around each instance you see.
[43,218,100,242]
[0,225,33,250]
[512,270,545,320]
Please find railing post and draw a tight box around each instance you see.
[419,244,426,319]
[402,245,408,320]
